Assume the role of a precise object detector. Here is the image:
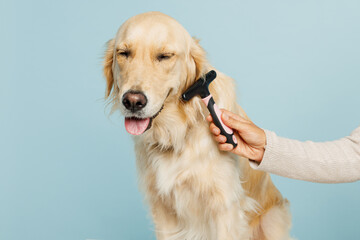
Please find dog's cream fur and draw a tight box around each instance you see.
[104,12,292,240]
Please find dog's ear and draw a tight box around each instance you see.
[190,38,207,80]
[103,39,115,98]
[182,38,207,96]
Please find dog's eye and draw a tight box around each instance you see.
[118,50,130,58]
[157,53,174,61]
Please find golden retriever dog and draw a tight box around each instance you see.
[103,11,292,240]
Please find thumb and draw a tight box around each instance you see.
[222,112,247,132]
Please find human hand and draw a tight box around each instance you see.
[206,109,266,162]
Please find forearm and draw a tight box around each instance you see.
[250,127,360,183]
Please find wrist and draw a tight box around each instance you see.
[260,129,267,149]
[252,147,265,163]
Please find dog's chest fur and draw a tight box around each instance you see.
[134,124,253,238]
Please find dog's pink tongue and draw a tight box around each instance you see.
[125,117,150,135]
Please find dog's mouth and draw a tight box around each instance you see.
[124,89,172,136]
[124,105,164,135]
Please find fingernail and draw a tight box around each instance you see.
[222,113,229,120]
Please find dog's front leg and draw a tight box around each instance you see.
[150,199,179,240]
[215,203,251,240]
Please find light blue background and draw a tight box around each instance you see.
[1,0,359,239]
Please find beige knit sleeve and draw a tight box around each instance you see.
[249,126,360,183]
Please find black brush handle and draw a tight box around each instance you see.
[202,95,238,148]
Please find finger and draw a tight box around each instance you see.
[218,143,234,152]
[221,109,247,122]
[209,123,221,135]
[230,146,243,156]
[221,112,247,132]
[206,114,213,122]
[214,134,227,143]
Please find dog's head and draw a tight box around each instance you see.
[104,12,207,135]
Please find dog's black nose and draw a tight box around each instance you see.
[122,91,147,112]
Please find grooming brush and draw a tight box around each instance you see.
[182,70,238,148]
